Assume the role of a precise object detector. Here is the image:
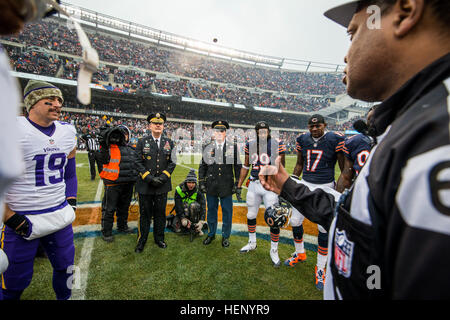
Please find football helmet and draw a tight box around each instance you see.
[264,198,292,229]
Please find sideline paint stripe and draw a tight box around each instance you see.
[70,180,103,300]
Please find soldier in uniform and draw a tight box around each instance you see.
[199,120,241,247]
[134,113,176,252]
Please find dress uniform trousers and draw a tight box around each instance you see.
[137,193,167,245]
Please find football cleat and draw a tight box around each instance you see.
[239,241,257,253]
[270,249,281,267]
[284,252,307,267]
[315,266,326,291]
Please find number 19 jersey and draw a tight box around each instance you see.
[6,117,77,213]
[296,131,344,184]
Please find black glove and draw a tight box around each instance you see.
[4,214,31,238]
[151,176,164,187]
[235,187,243,202]
[158,173,169,184]
[199,182,207,194]
[67,198,77,212]
[141,172,154,184]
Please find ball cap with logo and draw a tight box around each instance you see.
[212,120,229,130]
[147,112,166,124]
[255,121,270,132]
[324,0,361,28]
[308,114,326,125]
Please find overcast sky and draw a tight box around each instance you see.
[65,0,351,70]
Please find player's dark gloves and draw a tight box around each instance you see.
[4,213,31,238]
[67,198,77,212]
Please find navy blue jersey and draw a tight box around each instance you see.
[342,134,372,175]
[245,138,286,180]
[296,131,344,184]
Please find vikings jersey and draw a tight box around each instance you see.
[5,117,77,213]
[342,134,372,175]
[245,138,286,180]
[296,131,344,184]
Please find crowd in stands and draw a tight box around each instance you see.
[2,18,345,112]
[62,111,300,154]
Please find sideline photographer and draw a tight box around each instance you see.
[173,170,207,241]
[98,125,137,242]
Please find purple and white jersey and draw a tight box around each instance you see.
[5,117,76,213]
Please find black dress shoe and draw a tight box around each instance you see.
[118,227,134,234]
[156,240,167,249]
[102,235,114,243]
[222,238,230,248]
[135,244,144,253]
[203,235,215,245]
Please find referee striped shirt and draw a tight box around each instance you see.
[82,134,100,152]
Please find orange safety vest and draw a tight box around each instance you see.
[99,144,121,181]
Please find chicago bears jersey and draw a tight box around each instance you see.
[5,117,77,213]
[245,138,286,180]
[342,134,372,175]
[296,131,344,184]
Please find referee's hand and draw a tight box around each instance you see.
[258,156,289,195]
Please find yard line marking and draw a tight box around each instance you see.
[70,179,103,300]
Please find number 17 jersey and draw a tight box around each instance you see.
[6,117,77,213]
[296,131,344,184]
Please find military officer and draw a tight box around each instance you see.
[134,113,176,252]
[199,120,242,247]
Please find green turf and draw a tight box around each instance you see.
[22,233,323,300]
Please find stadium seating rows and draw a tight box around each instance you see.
[2,18,344,113]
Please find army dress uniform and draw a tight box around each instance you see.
[134,113,176,252]
[199,120,241,247]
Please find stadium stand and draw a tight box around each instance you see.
[2,3,369,137]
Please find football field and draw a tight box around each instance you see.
[20,152,342,300]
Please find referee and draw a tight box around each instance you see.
[81,128,101,180]
[259,0,450,299]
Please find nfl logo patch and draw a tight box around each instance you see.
[49,139,55,145]
[334,229,354,278]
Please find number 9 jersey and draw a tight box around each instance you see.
[5,117,77,212]
[342,133,372,175]
[296,131,345,184]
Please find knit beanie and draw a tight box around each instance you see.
[185,169,197,183]
[23,80,64,111]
